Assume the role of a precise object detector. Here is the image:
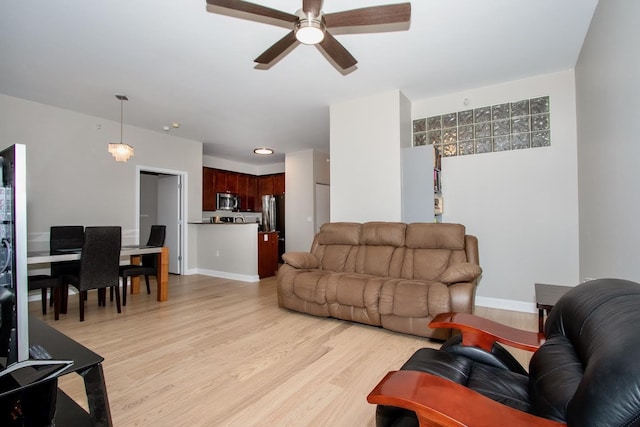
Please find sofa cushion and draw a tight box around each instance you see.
[317,222,361,245]
[314,223,361,272]
[379,280,450,318]
[326,274,386,325]
[440,262,482,284]
[405,223,465,250]
[361,222,406,247]
[282,252,319,269]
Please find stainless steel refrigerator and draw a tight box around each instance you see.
[261,194,285,262]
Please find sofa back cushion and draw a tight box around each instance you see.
[355,222,406,277]
[529,279,640,425]
[401,223,468,281]
[312,222,361,272]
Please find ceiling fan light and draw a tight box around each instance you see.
[295,19,324,45]
[253,147,274,155]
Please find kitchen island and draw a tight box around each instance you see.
[190,222,279,282]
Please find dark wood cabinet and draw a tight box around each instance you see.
[203,167,216,211]
[214,170,228,193]
[226,172,239,194]
[259,175,274,196]
[203,168,284,212]
[273,173,285,195]
[237,174,249,210]
[248,176,258,211]
[258,231,279,278]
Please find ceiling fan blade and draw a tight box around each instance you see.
[206,0,297,25]
[254,31,299,65]
[324,3,411,29]
[317,32,357,70]
[303,0,323,17]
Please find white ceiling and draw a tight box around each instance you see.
[0,0,598,165]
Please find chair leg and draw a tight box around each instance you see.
[145,276,151,294]
[114,285,122,314]
[109,286,114,302]
[41,288,47,315]
[53,287,60,321]
[61,284,69,314]
[122,277,127,306]
[79,290,86,322]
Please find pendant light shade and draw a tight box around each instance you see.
[108,94,134,162]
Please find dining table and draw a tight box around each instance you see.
[27,245,170,301]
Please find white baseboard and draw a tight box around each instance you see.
[475,295,537,314]
[194,268,260,283]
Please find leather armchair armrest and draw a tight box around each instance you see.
[281,252,319,269]
[367,370,565,427]
[430,313,544,352]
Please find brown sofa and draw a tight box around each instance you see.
[277,222,481,339]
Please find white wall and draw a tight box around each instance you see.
[575,1,640,283]
[329,90,410,222]
[412,71,580,310]
[0,94,203,269]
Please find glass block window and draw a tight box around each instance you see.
[412,96,550,156]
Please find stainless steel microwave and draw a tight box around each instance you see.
[216,192,240,211]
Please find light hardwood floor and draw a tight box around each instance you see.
[28,275,537,426]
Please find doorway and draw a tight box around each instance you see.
[137,166,186,275]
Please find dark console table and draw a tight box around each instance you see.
[29,317,112,426]
[534,283,572,333]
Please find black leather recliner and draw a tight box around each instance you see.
[370,278,640,426]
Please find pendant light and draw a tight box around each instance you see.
[108,94,134,162]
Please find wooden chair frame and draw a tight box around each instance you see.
[367,313,565,427]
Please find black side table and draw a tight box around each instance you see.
[29,317,112,427]
[534,283,572,333]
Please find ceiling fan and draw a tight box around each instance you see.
[205,0,411,72]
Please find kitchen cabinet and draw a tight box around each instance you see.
[226,172,239,194]
[259,175,274,196]
[203,167,216,211]
[214,170,228,193]
[248,176,258,211]
[258,231,279,278]
[273,173,285,195]
[237,174,249,210]
[202,168,285,212]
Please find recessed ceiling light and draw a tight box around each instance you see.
[171,122,180,129]
[253,148,274,155]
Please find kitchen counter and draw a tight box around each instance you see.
[192,222,259,281]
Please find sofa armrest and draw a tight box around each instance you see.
[440,262,482,284]
[281,252,319,269]
[367,370,566,427]
[430,313,544,352]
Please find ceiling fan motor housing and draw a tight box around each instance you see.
[295,10,325,45]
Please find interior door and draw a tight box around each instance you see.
[157,175,181,274]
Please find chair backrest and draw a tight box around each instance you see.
[142,225,166,267]
[50,226,84,277]
[529,278,640,425]
[50,225,84,251]
[77,226,121,291]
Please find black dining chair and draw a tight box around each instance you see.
[119,225,166,306]
[64,226,122,321]
[49,225,84,313]
[27,275,63,320]
[27,226,84,320]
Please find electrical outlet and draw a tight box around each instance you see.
[216,250,220,257]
